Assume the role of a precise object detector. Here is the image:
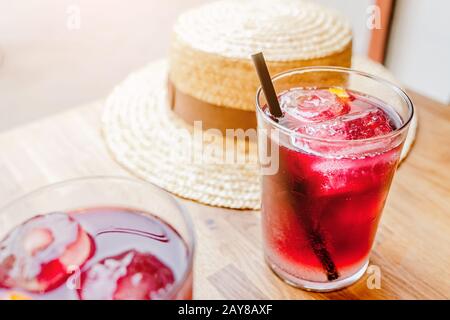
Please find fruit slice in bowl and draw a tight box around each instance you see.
[0,212,94,293]
[78,249,175,300]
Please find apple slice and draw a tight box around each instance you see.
[0,212,94,293]
[78,250,174,300]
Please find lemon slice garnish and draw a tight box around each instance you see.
[328,87,349,99]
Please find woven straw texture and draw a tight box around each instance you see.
[173,0,352,61]
[102,57,417,210]
[170,0,352,111]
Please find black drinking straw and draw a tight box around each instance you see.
[251,52,339,281]
[251,52,283,117]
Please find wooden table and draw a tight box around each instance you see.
[0,91,448,299]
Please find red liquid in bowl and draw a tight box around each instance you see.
[0,207,192,300]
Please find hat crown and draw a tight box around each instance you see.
[174,0,352,61]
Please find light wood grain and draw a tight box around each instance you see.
[0,91,448,299]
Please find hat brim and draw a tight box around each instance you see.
[102,57,417,210]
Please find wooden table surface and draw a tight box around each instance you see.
[0,91,448,300]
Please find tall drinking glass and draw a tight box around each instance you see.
[256,67,414,291]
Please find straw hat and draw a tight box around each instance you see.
[102,0,417,210]
[169,0,352,132]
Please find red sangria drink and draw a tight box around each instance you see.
[0,177,195,299]
[256,67,413,291]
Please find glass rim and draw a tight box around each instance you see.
[0,175,196,300]
[255,66,415,144]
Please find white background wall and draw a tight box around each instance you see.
[0,0,211,131]
[385,0,450,104]
[314,0,372,55]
